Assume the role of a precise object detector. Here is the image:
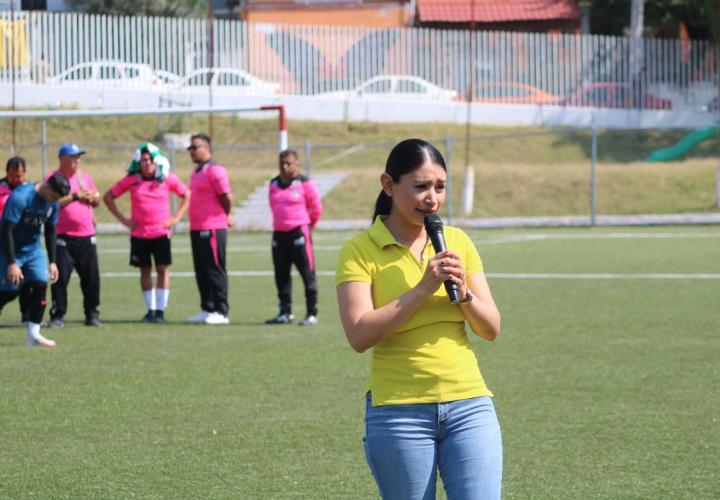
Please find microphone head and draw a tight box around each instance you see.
[424,213,443,233]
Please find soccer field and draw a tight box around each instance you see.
[1,227,718,498]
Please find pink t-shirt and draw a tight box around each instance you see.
[188,161,231,231]
[0,181,12,215]
[269,175,323,232]
[109,172,188,239]
[46,168,97,237]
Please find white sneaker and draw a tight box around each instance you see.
[187,310,210,323]
[204,312,229,325]
[298,315,318,326]
[26,331,57,348]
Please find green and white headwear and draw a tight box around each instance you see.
[128,142,170,182]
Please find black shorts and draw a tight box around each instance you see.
[130,236,172,268]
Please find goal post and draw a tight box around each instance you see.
[0,104,289,175]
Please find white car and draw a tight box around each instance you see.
[322,75,458,101]
[48,61,177,90]
[176,68,280,95]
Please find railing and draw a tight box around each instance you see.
[0,11,717,108]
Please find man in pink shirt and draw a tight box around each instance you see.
[104,143,190,323]
[1,156,32,322]
[47,143,102,328]
[266,149,322,326]
[186,133,234,325]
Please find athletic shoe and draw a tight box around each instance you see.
[85,315,101,327]
[26,331,56,348]
[152,310,165,323]
[142,310,155,323]
[187,310,210,323]
[265,313,295,325]
[48,318,64,329]
[204,312,229,325]
[298,315,318,326]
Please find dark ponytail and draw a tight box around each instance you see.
[372,138,447,222]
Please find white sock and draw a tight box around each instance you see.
[28,322,41,339]
[155,288,169,311]
[143,289,156,311]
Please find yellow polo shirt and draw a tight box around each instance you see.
[336,217,493,406]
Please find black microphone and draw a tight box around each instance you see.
[424,213,460,303]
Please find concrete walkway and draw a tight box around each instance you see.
[232,172,349,231]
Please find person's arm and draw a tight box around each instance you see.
[44,221,59,284]
[58,192,75,208]
[3,222,22,285]
[305,180,323,228]
[102,190,135,229]
[218,192,233,215]
[457,272,501,341]
[164,190,190,228]
[336,253,451,353]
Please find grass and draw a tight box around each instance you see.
[1,116,718,220]
[0,227,718,498]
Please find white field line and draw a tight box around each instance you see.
[100,271,720,280]
[476,232,720,245]
[98,245,342,254]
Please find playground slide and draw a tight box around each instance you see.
[645,126,717,162]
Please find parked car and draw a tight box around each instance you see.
[700,97,719,113]
[48,61,177,90]
[563,82,672,110]
[321,75,458,101]
[473,82,562,105]
[176,68,280,95]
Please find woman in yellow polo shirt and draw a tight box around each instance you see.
[336,139,502,499]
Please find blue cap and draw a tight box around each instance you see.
[58,143,86,157]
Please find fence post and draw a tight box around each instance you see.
[590,117,598,226]
[41,120,47,179]
[305,138,312,178]
[444,135,453,224]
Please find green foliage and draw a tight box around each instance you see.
[589,0,717,39]
[66,0,208,17]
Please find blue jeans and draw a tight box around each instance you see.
[364,393,502,500]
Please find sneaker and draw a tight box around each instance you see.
[265,313,295,325]
[142,310,155,323]
[26,331,56,348]
[85,315,101,327]
[187,310,210,323]
[151,310,166,323]
[204,312,229,325]
[298,315,318,326]
[48,318,64,329]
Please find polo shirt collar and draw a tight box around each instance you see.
[369,216,401,249]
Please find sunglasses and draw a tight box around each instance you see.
[187,145,203,151]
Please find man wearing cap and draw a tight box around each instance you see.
[47,143,102,328]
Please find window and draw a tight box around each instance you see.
[98,65,123,81]
[359,79,391,94]
[216,72,250,87]
[396,79,426,94]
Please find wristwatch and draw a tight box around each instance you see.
[458,288,474,305]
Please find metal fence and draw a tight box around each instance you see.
[1,11,717,108]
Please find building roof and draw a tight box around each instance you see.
[417,0,579,23]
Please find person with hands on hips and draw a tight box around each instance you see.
[335,139,502,500]
[104,143,190,323]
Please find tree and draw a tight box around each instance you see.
[66,0,209,17]
[589,0,717,40]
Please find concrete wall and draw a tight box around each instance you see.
[1,82,715,130]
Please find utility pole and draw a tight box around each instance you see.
[208,0,215,138]
[461,0,477,216]
[629,0,644,108]
[10,0,16,153]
